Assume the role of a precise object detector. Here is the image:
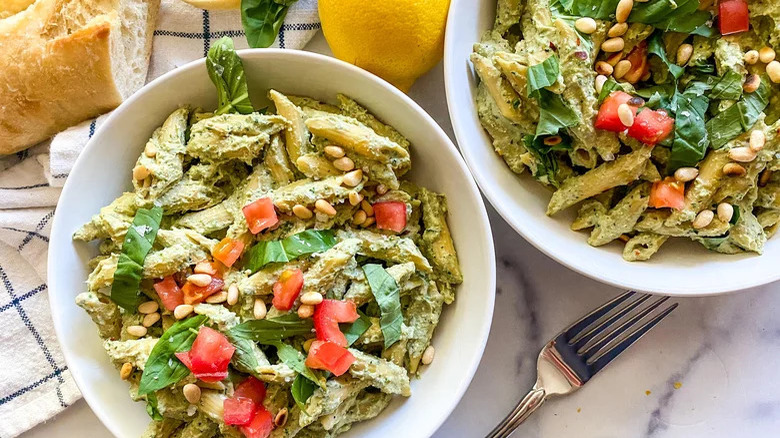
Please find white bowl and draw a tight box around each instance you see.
[48,49,495,438]
[443,0,780,296]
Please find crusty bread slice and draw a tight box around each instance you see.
[0,0,161,155]
[0,0,36,18]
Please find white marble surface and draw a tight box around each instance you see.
[23,31,780,438]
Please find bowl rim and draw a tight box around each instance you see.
[48,48,496,437]
[442,0,780,297]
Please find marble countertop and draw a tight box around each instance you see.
[24,32,780,438]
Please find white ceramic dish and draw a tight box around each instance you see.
[443,0,780,296]
[48,49,495,438]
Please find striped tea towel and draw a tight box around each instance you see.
[0,1,320,436]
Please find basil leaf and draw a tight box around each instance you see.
[146,392,163,421]
[227,332,263,373]
[111,206,163,311]
[598,77,633,104]
[206,37,253,115]
[648,31,683,80]
[526,55,560,96]
[522,135,566,188]
[557,0,712,34]
[730,205,741,225]
[343,311,372,347]
[139,315,208,395]
[710,70,744,101]
[291,374,317,411]
[362,264,403,348]
[241,0,298,48]
[668,93,709,170]
[558,0,619,19]
[533,89,579,137]
[272,342,324,387]
[229,314,313,344]
[707,77,771,148]
[244,230,337,273]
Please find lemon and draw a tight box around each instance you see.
[318,0,450,92]
[180,0,239,10]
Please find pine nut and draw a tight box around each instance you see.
[767,61,780,84]
[616,0,633,22]
[574,17,597,34]
[297,304,314,319]
[750,130,766,152]
[227,284,239,306]
[274,408,289,427]
[722,163,746,177]
[760,170,773,186]
[744,50,759,65]
[595,75,608,93]
[614,60,632,79]
[314,199,337,216]
[303,338,315,352]
[544,135,562,146]
[717,203,734,223]
[120,362,133,380]
[759,46,776,63]
[674,167,699,182]
[132,165,150,181]
[744,74,761,93]
[144,144,157,158]
[352,210,367,226]
[193,261,218,275]
[253,298,267,320]
[333,157,355,171]
[606,52,623,66]
[292,204,314,219]
[376,184,388,195]
[692,210,714,229]
[728,147,757,162]
[362,217,376,228]
[138,301,159,314]
[348,191,363,206]
[183,383,202,404]
[361,200,374,216]
[608,22,628,37]
[595,61,614,76]
[324,145,345,158]
[300,292,323,306]
[601,37,625,53]
[142,312,161,327]
[342,169,363,187]
[676,44,693,66]
[205,291,228,304]
[127,325,147,337]
[187,273,212,287]
[421,345,436,365]
[174,304,194,320]
[617,103,635,127]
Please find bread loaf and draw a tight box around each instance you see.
[0,0,161,155]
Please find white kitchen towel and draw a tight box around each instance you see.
[0,0,320,435]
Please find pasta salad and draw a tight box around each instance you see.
[73,38,462,438]
[473,0,780,260]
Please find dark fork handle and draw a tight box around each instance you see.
[486,387,546,438]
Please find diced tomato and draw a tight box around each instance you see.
[182,277,225,305]
[373,201,407,232]
[212,237,245,267]
[242,198,278,234]
[622,41,648,84]
[719,0,749,35]
[627,108,675,145]
[239,406,274,438]
[649,178,686,210]
[271,269,304,311]
[153,276,184,311]
[223,397,257,426]
[175,327,235,382]
[305,341,355,376]
[233,377,267,405]
[313,299,359,347]
[595,91,642,132]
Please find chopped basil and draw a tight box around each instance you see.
[343,311,372,347]
[244,230,337,273]
[241,0,299,49]
[599,78,633,104]
[138,315,208,395]
[111,206,163,311]
[272,342,324,387]
[526,55,560,96]
[668,92,709,170]
[206,37,254,115]
[707,77,771,149]
[522,134,572,188]
[227,332,264,374]
[556,0,712,34]
[145,392,163,421]
[228,314,314,344]
[291,374,318,411]
[730,205,741,225]
[534,89,579,137]
[648,31,683,80]
[710,70,744,101]
[362,264,403,348]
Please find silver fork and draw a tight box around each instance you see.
[487,291,678,438]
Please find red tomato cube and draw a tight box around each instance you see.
[305,341,355,376]
[719,0,749,35]
[233,377,267,405]
[271,269,304,311]
[313,299,359,347]
[627,109,675,145]
[373,201,407,233]
[153,276,184,311]
[212,237,245,267]
[239,406,274,438]
[242,198,278,234]
[223,397,257,426]
[649,178,686,210]
[595,91,640,132]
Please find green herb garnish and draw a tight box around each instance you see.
[111,206,163,311]
[241,0,299,48]
[244,230,337,272]
[362,264,402,348]
[206,37,254,115]
[138,315,208,395]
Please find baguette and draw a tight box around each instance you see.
[0,0,161,155]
